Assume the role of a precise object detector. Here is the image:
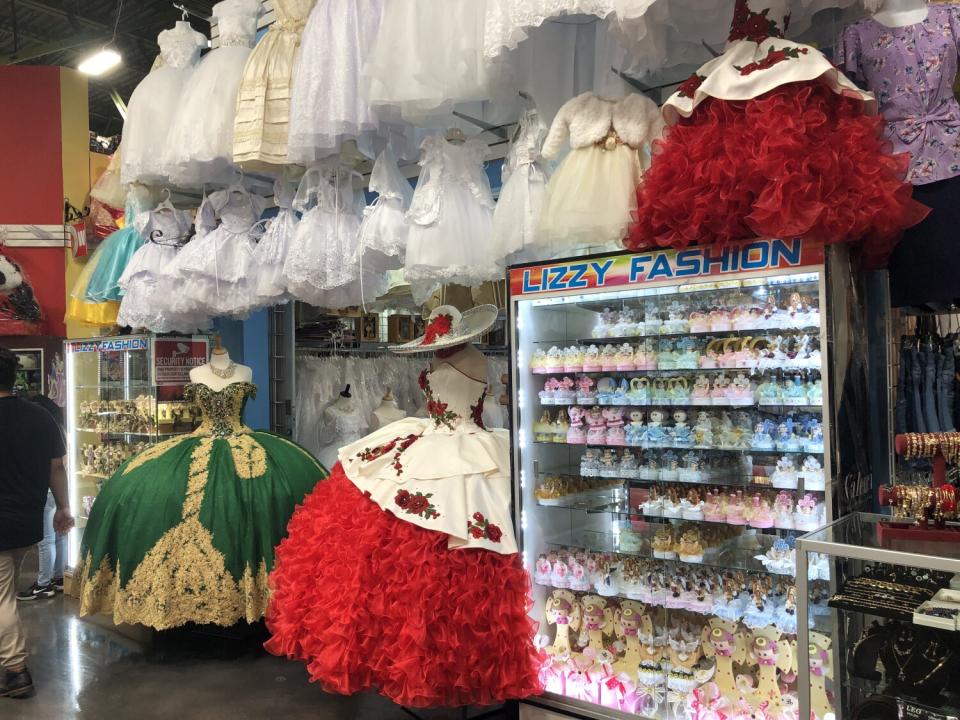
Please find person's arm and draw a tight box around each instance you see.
[50,456,74,535]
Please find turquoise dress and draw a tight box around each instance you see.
[85,192,151,303]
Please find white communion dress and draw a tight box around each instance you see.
[316,399,368,472]
[287,0,387,162]
[492,105,550,263]
[121,22,206,185]
[404,136,499,305]
[537,91,661,253]
[173,185,269,320]
[117,202,198,331]
[356,147,412,273]
[233,0,316,169]
[164,0,261,186]
[251,179,297,304]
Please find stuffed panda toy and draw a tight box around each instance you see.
[0,254,41,324]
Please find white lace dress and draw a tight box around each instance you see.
[251,179,297,304]
[492,106,550,263]
[164,0,261,186]
[288,0,386,163]
[285,167,383,307]
[121,23,206,184]
[404,136,499,305]
[362,0,506,122]
[173,186,268,319]
[317,402,368,471]
[356,147,412,273]
[117,203,199,331]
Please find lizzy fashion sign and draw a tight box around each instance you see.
[509,238,824,297]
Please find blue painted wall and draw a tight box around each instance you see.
[212,311,270,429]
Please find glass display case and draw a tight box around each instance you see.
[508,239,834,719]
[65,334,209,570]
[797,513,960,720]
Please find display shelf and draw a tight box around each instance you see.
[73,382,156,390]
[544,529,788,575]
[74,470,110,480]
[537,325,823,345]
[529,365,820,376]
[537,400,823,412]
[75,428,190,438]
[537,473,825,493]
[533,440,823,455]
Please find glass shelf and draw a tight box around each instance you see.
[73,382,156,390]
[539,325,823,344]
[537,400,823,413]
[532,440,823,455]
[544,528,791,576]
[76,428,190,438]
[530,366,821,376]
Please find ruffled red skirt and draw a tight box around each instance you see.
[626,81,929,263]
[265,464,543,708]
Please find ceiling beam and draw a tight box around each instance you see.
[0,32,105,64]
[11,0,161,51]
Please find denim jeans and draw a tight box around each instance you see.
[921,350,941,432]
[940,349,957,432]
[37,491,65,586]
[895,347,909,434]
[910,348,927,433]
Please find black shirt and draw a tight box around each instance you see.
[0,396,66,550]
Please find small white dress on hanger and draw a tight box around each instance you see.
[285,167,382,308]
[288,0,386,162]
[251,179,297,305]
[317,400,369,470]
[117,202,197,331]
[362,0,505,122]
[404,136,499,305]
[121,23,206,184]
[492,105,550,263]
[174,185,268,319]
[538,91,661,254]
[164,0,261,186]
[356,147,412,273]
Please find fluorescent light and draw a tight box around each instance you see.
[78,48,121,76]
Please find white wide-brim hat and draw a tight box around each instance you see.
[391,304,499,355]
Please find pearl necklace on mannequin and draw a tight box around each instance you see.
[866,0,928,28]
[190,334,254,391]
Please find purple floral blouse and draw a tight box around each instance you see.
[837,4,960,185]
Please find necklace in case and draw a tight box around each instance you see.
[209,361,236,379]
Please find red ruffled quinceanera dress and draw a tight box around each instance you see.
[265,344,541,707]
[625,0,928,262]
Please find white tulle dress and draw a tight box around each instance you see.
[117,202,199,331]
[173,185,268,319]
[285,167,384,308]
[251,179,297,304]
[287,0,386,163]
[356,147,412,274]
[163,0,261,186]
[362,0,506,122]
[404,136,499,305]
[492,106,550,263]
[537,92,660,254]
[121,22,206,185]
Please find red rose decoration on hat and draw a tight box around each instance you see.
[423,313,453,346]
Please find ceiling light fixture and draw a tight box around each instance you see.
[78,48,121,75]
[77,0,124,76]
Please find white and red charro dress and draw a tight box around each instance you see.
[265,353,541,707]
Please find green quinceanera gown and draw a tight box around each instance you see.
[77,382,326,630]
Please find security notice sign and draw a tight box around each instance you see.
[154,338,209,398]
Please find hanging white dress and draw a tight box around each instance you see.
[287,0,386,163]
[356,147,412,273]
[117,202,198,331]
[121,23,206,184]
[362,0,506,123]
[173,185,268,319]
[492,105,549,263]
[233,0,315,169]
[404,136,499,305]
[251,179,297,305]
[164,0,261,186]
[285,167,383,308]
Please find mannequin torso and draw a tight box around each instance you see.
[870,0,927,27]
[372,393,406,429]
[189,348,253,391]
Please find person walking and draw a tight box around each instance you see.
[17,394,67,601]
[0,348,73,699]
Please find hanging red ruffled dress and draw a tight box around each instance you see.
[265,360,542,708]
[625,0,928,262]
